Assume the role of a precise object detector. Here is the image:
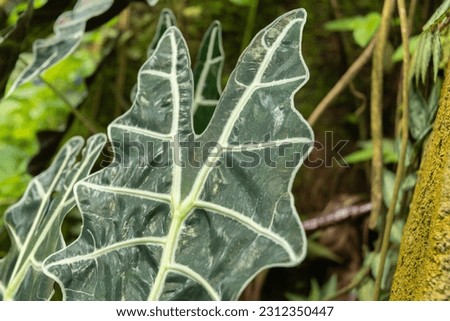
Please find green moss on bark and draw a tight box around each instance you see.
[391,62,450,300]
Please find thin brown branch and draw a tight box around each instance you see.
[40,77,100,134]
[303,202,372,232]
[368,0,396,230]
[373,0,410,300]
[308,39,375,126]
[115,6,131,117]
[407,0,417,32]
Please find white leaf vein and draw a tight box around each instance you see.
[141,70,172,79]
[79,182,171,204]
[195,200,297,261]
[168,263,220,300]
[45,237,166,269]
[110,124,172,141]
[223,137,312,151]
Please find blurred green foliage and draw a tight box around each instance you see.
[344,139,399,165]
[0,27,106,215]
[286,275,338,301]
[325,12,380,47]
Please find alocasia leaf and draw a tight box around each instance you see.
[6,0,159,96]
[44,9,313,301]
[192,21,224,134]
[0,134,106,300]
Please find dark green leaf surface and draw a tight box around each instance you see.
[44,9,312,301]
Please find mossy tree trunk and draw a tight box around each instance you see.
[391,62,450,300]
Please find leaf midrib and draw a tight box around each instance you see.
[148,18,303,300]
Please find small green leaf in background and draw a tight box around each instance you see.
[427,77,442,120]
[370,249,397,295]
[306,233,343,264]
[392,35,420,62]
[409,85,430,140]
[409,79,442,141]
[412,0,449,84]
[344,139,398,165]
[432,31,441,79]
[415,31,434,84]
[382,169,416,216]
[357,278,375,301]
[228,0,255,6]
[422,0,450,31]
[390,219,404,245]
[286,275,338,301]
[6,0,47,26]
[324,12,380,47]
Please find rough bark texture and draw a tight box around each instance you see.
[391,62,450,300]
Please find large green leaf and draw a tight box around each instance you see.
[0,134,106,300]
[44,9,312,301]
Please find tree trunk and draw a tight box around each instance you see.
[391,62,450,300]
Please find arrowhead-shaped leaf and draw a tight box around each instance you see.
[0,134,106,300]
[44,9,313,301]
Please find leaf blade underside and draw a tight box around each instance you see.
[44,9,313,301]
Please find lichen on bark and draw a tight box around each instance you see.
[391,62,450,300]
